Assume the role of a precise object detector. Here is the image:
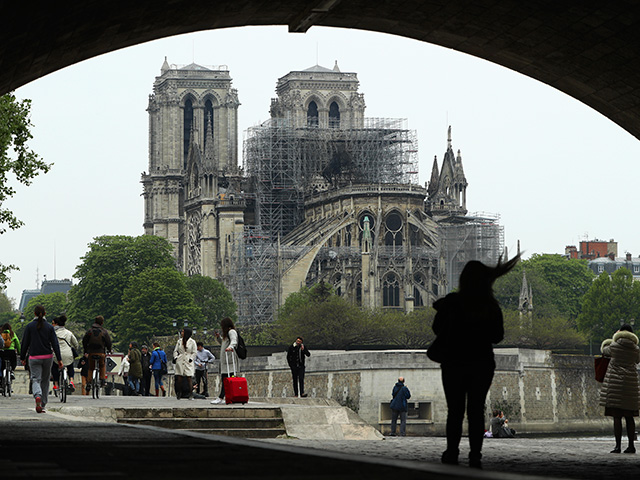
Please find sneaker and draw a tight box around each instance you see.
[210,398,223,404]
[35,396,43,413]
[300,393,308,398]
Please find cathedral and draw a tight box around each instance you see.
[142,59,503,324]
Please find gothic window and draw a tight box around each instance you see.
[345,225,352,247]
[307,101,319,127]
[383,273,400,307]
[432,283,439,296]
[329,101,340,128]
[384,212,403,247]
[356,280,362,306]
[410,224,421,246]
[204,99,214,148]
[183,98,194,166]
[413,273,426,307]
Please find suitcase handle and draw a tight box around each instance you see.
[225,350,237,377]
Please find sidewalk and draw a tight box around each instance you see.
[0,394,636,479]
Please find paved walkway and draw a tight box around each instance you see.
[1,394,640,479]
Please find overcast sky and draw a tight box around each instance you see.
[2,25,639,306]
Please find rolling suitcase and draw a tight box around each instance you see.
[224,351,248,404]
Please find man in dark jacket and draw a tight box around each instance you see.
[287,336,311,397]
[82,315,112,388]
[390,377,411,436]
[140,345,152,396]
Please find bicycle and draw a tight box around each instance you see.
[90,354,102,399]
[59,366,70,403]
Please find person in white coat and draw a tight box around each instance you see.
[210,317,238,404]
[173,327,197,399]
[51,315,79,394]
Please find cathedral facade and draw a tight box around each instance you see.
[142,59,503,323]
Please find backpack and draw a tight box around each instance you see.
[87,327,104,348]
[235,331,247,360]
[1,331,11,349]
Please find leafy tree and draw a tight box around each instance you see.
[577,268,640,342]
[184,275,237,328]
[25,292,69,321]
[113,267,202,349]
[494,254,594,320]
[503,310,585,350]
[67,235,175,328]
[0,93,50,287]
[0,291,12,313]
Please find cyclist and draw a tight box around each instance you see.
[1,322,21,382]
[81,315,112,391]
[51,315,79,395]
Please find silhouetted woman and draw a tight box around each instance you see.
[432,256,519,468]
[19,305,63,413]
[600,323,640,454]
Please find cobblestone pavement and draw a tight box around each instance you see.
[261,436,640,480]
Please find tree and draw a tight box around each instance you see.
[0,291,12,313]
[0,93,50,287]
[25,292,69,322]
[184,275,237,328]
[503,310,586,350]
[113,267,202,349]
[67,235,176,328]
[577,268,640,342]
[494,254,594,320]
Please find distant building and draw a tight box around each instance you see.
[588,252,640,280]
[18,279,73,312]
[565,239,618,260]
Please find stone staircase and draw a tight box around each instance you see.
[114,407,286,439]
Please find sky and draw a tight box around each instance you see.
[2,25,640,306]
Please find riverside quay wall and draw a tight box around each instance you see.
[238,348,609,436]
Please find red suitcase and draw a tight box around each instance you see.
[224,351,249,404]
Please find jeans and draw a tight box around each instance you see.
[152,370,164,392]
[195,369,208,396]
[391,409,408,436]
[142,372,152,396]
[290,365,306,396]
[441,363,495,460]
[29,356,54,407]
[128,375,140,394]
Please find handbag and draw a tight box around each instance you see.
[594,356,610,383]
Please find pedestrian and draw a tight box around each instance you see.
[600,323,640,454]
[173,327,197,399]
[140,345,152,396]
[128,342,142,395]
[19,305,64,413]
[82,315,112,390]
[210,317,238,404]
[490,410,516,438]
[0,322,21,383]
[194,341,215,397]
[432,255,519,469]
[51,315,79,395]
[77,354,90,396]
[287,336,311,397]
[118,354,130,395]
[150,342,167,397]
[389,376,411,436]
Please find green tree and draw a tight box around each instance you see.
[0,291,12,313]
[184,275,237,328]
[494,254,594,319]
[577,268,640,342]
[67,235,175,328]
[113,267,202,349]
[0,93,50,287]
[25,292,69,322]
[503,310,586,350]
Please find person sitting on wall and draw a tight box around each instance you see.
[490,409,516,438]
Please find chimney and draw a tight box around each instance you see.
[627,252,632,261]
[608,252,615,260]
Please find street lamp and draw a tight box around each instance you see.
[172,319,177,328]
[19,312,25,324]
[183,320,188,328]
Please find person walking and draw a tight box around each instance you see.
[173,327,197,399]
[82,315,112,389]
[600,324,640,454]
[0,322,21,382]
[150,342,167,397]
[389,377,411,436]
[140,345,152,396]
[118,354,130,395]
[51,315,79,395]
[210,317,238,404]
[287,336,311,398]
[128,342,142,395]
[19,305,64,413]
[194,341,215,397]
[431,255,519,469]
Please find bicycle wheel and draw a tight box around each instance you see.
[6,367,11,398]
[92,369,100,399]
[59,370,67,403]
[0,368,6,397]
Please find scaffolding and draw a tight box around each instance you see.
[244,118,419,239]
[440,212,505,293]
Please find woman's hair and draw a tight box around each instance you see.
[34,305,46,330]
[182,327,193,348]
[221,317,235,339]
[458,254,521,299]
[53,314,67,326]
[131,341,138,349]
[94,315,104,325]
[620,324,634,333]
[1,322,12,337]
[153,342,160,348]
